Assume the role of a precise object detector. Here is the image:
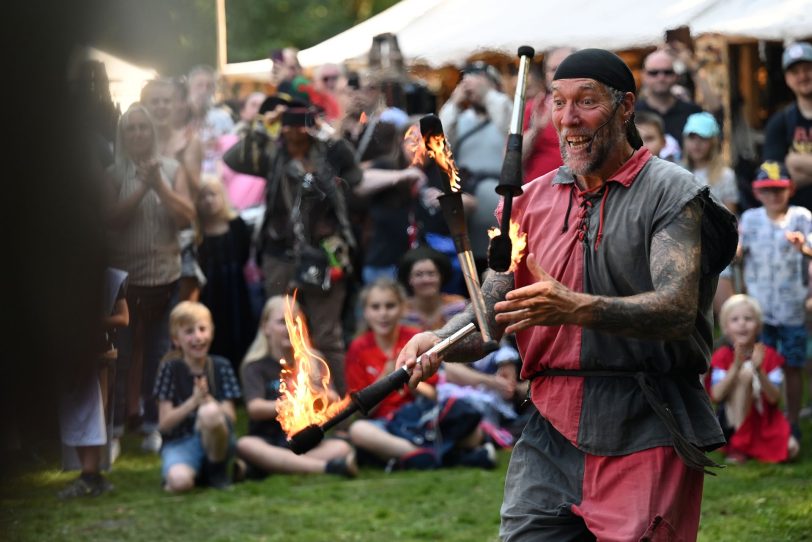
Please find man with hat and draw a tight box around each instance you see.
[223,92,361,395]
[763,42,812,210]
[397,48,738,540]
[740,160,812,442]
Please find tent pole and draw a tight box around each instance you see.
[216,0,228,72]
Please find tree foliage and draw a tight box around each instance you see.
[91,0,399,76]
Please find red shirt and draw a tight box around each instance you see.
[522,96,564,183]
[711,345,791,462]
[344,326,438,419]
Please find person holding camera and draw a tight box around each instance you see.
[439,62,512,180]
[223,95,361,395]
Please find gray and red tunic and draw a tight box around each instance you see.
[499,147,733,458]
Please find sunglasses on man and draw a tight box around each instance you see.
[646,69,675,77]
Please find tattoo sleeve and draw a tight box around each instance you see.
[584,197,702,339]
[436,270,515,363]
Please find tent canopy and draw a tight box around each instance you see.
[225,0,812,76]
[691,0,812,42]
[299,0,718,67]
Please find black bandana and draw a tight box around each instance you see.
[552,48,636,94]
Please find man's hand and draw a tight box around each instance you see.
[395,332,442,388]
[494,253,587,334]
[262,104,286,127]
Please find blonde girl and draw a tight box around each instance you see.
[235,296,356,479]
[154,301,241,492]
[195,175,254,373]
[709,295,799,463]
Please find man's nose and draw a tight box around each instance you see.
[559,104,580,127]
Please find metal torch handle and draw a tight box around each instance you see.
[508,47,535,136]
[418,322,478,363]
[350,323,478,415]
[456,250,498,352]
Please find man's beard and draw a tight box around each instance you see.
[558,118,624,176]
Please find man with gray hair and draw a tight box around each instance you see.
[398,48,737,540]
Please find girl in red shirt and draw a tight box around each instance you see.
[345,279,494,470]
[710,295,800,463]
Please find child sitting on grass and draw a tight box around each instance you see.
[710,295,800,463]
[154,301,241,492]
[236,296,357,480]
[346,279,494,470]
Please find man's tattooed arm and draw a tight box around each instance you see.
[582,197,702,339]
[434,270,515,363]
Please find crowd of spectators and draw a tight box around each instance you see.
[54,38,812,497]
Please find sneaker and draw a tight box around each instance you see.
[231,458,247,484]
[141,431,162,453]
[790,423,802,442]
[458,442,498,470]
[724,452,747,465]
[325,450,358,478]
[204,460,231,490]
[398,448,438,470]
[94,475,114,495]
[58,475,112,499]
[58,477,95,500]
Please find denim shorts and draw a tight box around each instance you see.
[761,324,807,368]
[160,428,235,480]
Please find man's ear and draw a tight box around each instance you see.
[622,92,636,121]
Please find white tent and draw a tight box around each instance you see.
[691,0,812,42]
[226,0,812,75]
[221,58,272,82]
[296,0,720,67]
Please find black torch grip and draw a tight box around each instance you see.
[350,367,411,416]
[496,133,524,197]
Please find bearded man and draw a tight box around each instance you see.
[397,49,737,541]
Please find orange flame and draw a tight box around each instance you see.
[405,124,426,166]
[426,134,462,192]
[404,125,461,192]
[488,220,528,272]
[276,295,350,436]
[359,111,368,124]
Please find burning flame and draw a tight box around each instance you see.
[488,220,528,272]
[276,295,350,435]
[405,124,425,165]
[426,134,462,192]
[404,125,461,192]
[359,111,368,124]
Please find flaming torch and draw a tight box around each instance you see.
[489,45,535,272]
[287,323,477,455]
[416,114,498,353]
[276,296,351,437]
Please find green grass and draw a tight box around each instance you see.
[2,419,811,542]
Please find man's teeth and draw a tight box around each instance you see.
[568,136,591,148]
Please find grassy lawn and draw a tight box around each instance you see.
[2,414,811,541]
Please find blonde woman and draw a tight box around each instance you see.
[196,176,254,373]
[236,296,357,479]
[106,104,194,453]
